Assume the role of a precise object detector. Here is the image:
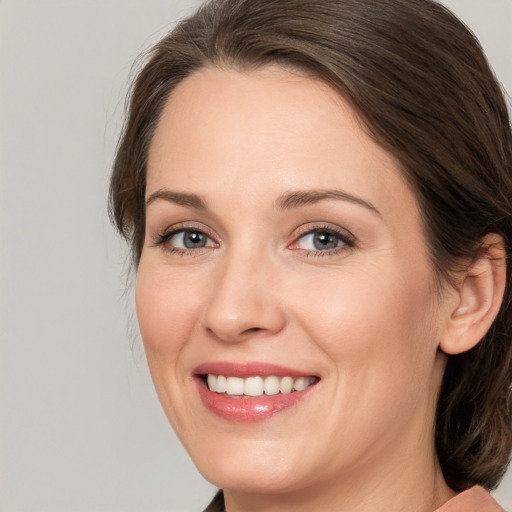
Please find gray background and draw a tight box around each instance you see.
[0,1,511,510]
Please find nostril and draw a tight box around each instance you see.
[205,325,265,342]
[202,294,286,343]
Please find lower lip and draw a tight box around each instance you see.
[195,379,316,422]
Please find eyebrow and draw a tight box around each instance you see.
[145,187,380,216]
[276,189,381,215]
[145,189,207,209]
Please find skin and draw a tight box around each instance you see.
[137,66,464,512]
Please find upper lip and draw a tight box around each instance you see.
[193,361,318,378]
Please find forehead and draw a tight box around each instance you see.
[147,66,418,223]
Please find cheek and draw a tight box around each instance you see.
[135,262,203,356]
[135,260,208,430]
[299,263,435,341]
[291,260,440,404]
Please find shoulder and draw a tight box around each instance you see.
[435,486,505,512]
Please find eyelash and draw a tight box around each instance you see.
[152,224,355,258]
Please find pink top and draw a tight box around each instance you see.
[434,486,504,512]
[205,486,505,512]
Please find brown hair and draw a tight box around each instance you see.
[110,0,512,491]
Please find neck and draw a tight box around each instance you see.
[223,433,456,512]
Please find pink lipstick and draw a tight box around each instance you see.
[194,361,319,422]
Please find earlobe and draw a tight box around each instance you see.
[439,233,507,355]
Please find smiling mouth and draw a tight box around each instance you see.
[203,374,320,397]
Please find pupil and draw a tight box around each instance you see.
[184,231,205,248]
[313,231,338,250]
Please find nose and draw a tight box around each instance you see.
[201,251,286,343]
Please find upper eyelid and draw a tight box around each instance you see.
[159,222,218,240]
[292,223,355,241]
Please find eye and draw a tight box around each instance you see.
[289,226,355,254]
[153,228,218,253]
[298,231,341,250]
[169,230,215,249]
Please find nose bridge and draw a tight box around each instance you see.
[202,242,284,342]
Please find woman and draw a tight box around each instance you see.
[109,0,512,510]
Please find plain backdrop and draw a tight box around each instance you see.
[0,1,511,511]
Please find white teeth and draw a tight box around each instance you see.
[244,376,263,396]
[293,377,310,391]
[279,376,294,394]
[206,374,317,396]
[226,376,244,395]
[263,376,280,395]
[216,375,227,393]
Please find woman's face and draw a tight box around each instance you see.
[137,67,455,495]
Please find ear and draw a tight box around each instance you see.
[439,233,507,355]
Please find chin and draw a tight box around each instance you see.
[186,435,310,494]
[200,461,303,495]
